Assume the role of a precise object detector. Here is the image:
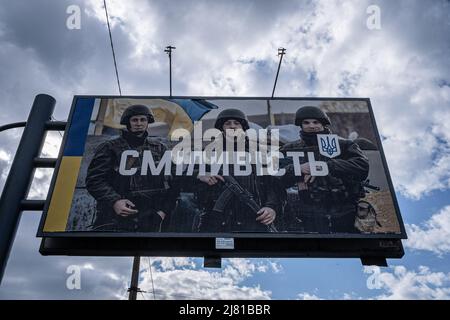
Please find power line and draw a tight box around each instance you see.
[50,115,63,138]
[102,2,145,301]
[147,257,156,300]
[103,0,122,96]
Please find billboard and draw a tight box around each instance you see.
[38,96,406,259]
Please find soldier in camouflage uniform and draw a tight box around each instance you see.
[279,106,369,234]
[195,109,280,233]
[86,105,177,232]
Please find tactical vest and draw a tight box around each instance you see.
[112,136,171,199]
[280,139,363,205]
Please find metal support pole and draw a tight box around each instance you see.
[20,200,46,211]
[33,158,58,168]
[0,122,26,133]
[164,46,176,97]
[271,47,286,98]
[0,94,56,284]
[45,121,67,131]
[128,256,141,300]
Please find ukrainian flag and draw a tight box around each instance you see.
[168,99,219,121]
[103,98,218,135]
[44,97,96,232]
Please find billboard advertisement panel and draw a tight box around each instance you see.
[38,96,406,244]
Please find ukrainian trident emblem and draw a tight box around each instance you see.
[317,134,341,158]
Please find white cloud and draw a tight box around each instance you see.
[0,147,13,190]
[342,292,361,300]
[26,168,53,200]
[405,205,450,256]
[146,257,196,272]
[82,263,95,270]
[297,265,450,300]
[268,262,283,274]
[374,265,450,300]
[0,131,62,196]
[138,258,280,300]
[40,131,62,158]
[297,292,323,300]
[0,149,11,162]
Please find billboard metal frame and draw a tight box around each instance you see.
[38,96,406,261]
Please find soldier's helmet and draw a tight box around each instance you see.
[214,108,250,131]
[295,106,331,127]
[120,105,155,126]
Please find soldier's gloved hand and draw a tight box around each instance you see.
[256,207,276,225]
[197,174,224,186]
[297,182,308,191]
[156,210,166,220]
[113,199,138,217]
[304,175,316,185]
[301,162,311,175]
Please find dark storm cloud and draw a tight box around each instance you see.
[0,0,134,124]
[0,0,128,81]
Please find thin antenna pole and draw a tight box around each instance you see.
[271,47,286,98]
[164,46,176,97]
[147,257,156,300]
[103,0,122,96]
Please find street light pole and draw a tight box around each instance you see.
[271,47,286,98]
[164,46,176,97]
[268,48,286,125]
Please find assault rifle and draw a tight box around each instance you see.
[213,175,278,233]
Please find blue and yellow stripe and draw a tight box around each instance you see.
[44,98,95,232]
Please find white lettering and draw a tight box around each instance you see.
[66,5,81,30]
[119,150,138,175]
[66,265,81,290]
[141,150,172,175]
[366,5,381,30]
[307,152,329,176]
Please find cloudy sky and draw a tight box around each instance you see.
[1,0,450,299]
